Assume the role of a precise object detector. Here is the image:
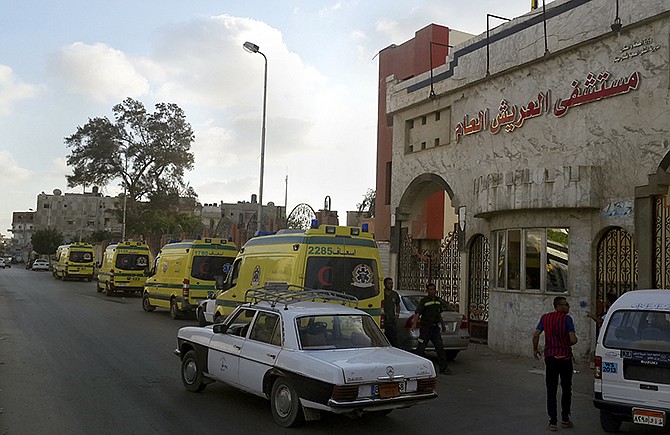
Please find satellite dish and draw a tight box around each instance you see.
[53,189,62,196]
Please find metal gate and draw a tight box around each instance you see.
[468,234,490,343]
[654,195,670,289]
[596,227,637,315]
[398,228,460,306]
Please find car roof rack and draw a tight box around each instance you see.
[244,284,359,310]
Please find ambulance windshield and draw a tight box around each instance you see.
[304,257,379,300]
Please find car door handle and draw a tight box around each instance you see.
[266,353,276,359]
[233,345,241,350]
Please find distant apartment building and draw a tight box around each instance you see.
[10,211,36,252]
[197,194,286,248]
[33,188,123,243]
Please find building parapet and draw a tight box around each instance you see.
[473,165,602,217]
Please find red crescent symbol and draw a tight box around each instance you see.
[317,266,333,286]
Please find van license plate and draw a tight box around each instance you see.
[378,383,400,398]
[633,409,665,427]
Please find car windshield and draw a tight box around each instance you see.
[115,253,149,271]
[69,251,93,263]
[304,257,379,300]
[603,309,670,353]
[296,314,388,350]
[191,256,234,281]
[402,295,423,311]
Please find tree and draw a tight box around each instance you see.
[357,189,376,217]
[31,229,63,255]
[65,98,196,202]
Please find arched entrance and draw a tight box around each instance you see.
[396,173,461,305]
[595,227,638,314]
[468,234,490,343]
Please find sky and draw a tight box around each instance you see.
[0,0,534,236]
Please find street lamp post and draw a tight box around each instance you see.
[243,41,267,235]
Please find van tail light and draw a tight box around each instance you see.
[594,356,602,379]
[405,314,420,329]
[182,279,190,299]
[460,315,469,330]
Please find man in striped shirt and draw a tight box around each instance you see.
[532,296,578,431]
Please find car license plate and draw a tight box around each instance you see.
[376,383,400,398]
[633,408,665,427]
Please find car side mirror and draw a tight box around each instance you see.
[213,324,228,334]
[215,275,226,290]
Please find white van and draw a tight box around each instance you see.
[594,289,670,432]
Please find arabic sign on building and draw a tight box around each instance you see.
[454,70,641,142]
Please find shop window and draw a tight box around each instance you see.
[493,228,569,292]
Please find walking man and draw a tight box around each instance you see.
[415,282,450,374]
[532,296,578,431]
[382,277,401,347]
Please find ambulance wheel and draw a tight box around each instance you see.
[197,308,207,327]
[170,298,181,320]
[105,282,114,297]
[142,293,155,312]
[181,350,206,393]
[600,410,622,433]
[271,378,304,427]
[96,281,103,293]
[214,313,225,324]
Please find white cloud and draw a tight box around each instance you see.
[52,42,150,102]
[0,65,40,116]
[0,150,33,181]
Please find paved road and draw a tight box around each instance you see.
[0,267,666,434]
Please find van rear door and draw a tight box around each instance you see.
[600,309,670,406]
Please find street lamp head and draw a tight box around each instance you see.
[243,41,260,53]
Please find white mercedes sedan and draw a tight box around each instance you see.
[175,288,438,427]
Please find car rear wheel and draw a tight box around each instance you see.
[445,350,460,361]
[142,293,155,312]
[271,378,304,427]
[170,298,181,320]
[600,410,622,433]
[181,350,206,392]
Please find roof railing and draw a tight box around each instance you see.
[244,284,359,310]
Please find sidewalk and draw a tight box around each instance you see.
[434,343,663,434]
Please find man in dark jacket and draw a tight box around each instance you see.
[415,282,450,374]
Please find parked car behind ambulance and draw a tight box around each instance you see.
[594,289,670,432]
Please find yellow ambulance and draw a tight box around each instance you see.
[97,241,152,296]
[52,242,96,281]
[207,223,383,324]
[142,237,237,319]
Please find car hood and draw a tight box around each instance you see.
[292,347,435,383]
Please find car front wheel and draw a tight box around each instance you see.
[271,378,305,427]
[181,350,206,392]
[142,293,155,312]
[197,307,207,327]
